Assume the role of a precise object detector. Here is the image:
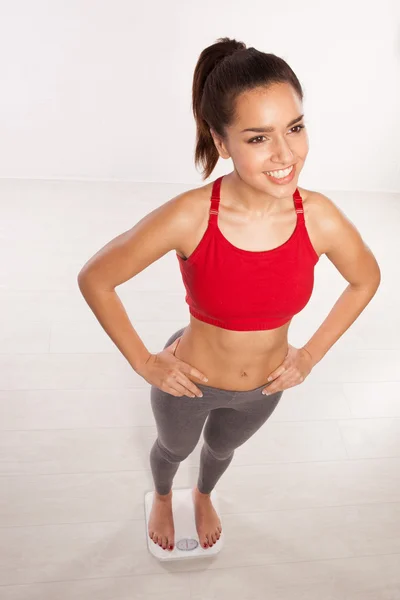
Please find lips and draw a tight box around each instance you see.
[266,164,294,175]
[264,164,296,184]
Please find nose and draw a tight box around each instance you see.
[270,137,295,165]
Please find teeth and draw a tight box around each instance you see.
[266,165,293,178]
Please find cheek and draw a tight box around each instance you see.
[300,149,308,164]
[231,150,258,172]
[300,133,309,157]
[239,146,266,169]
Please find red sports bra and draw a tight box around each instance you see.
[176,175,320,331]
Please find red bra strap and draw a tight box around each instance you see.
[293,187,305,223]
[209,176,222,225]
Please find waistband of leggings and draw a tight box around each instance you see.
[196,381,270,394]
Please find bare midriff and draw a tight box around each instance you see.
[173,315,291,392]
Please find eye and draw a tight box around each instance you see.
[248,124,305,144]
[291,124,305,134]
[248,135,266,144]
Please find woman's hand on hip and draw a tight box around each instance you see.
[262,344,314,395]
[138,336,208,399]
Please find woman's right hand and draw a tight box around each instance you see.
[138,336,208,398]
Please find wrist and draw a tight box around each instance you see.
[133,351,153,375]
[301,346,315,367]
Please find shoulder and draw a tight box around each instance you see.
[300,188,350,236]
[299,187,336,211]
[168,185,210,259]
[297,187,348,252]
[164,184,208,221]
[171,184,210,223]
[297,187,333,212]
[296,187,373,262]
[302,190,381,285]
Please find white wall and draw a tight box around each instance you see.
[0,0,399,192]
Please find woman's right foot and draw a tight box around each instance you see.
[148,490,175,551]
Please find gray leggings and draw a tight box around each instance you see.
[150,327,284,495]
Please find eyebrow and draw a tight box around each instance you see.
[240,114,305,133]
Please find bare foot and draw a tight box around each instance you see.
[192,486,222,549]
[148,490,175,551]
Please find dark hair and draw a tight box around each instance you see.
[192,37,304,180]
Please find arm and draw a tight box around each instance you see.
[77,192,193,374]
[302,193,381,367]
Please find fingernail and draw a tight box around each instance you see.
[267,376,273,381]
[203,377,208,382]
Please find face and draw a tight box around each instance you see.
[210,83,309,198]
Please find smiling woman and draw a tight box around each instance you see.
[78,36,380,554]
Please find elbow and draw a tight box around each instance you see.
[77,269,89,287]
[369,264,382,290]
[77,270,96,293]
[351,261,382,291]
[77,270,114,294]
[351,273,381,294]
[77,271,91,296]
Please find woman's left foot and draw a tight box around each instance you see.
[192,486,222,549]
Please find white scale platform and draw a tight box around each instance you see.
[144,487,224,561]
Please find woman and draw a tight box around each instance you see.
[77,38,381,554]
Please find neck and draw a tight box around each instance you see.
[224,171,293,216]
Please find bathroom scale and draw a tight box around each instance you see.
[144,487,224,561]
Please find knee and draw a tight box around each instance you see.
[202,438,234,461]
[151,437,193,464]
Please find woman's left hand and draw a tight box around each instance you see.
[262,344,314,395]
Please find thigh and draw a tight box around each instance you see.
[151,325,206,452]
[150,384,212,456]
[203,390,284,453]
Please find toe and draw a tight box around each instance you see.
[161,536,168,549]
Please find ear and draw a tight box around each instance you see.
[210,128,231,159]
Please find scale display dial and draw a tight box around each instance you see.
[176,538,199,551]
